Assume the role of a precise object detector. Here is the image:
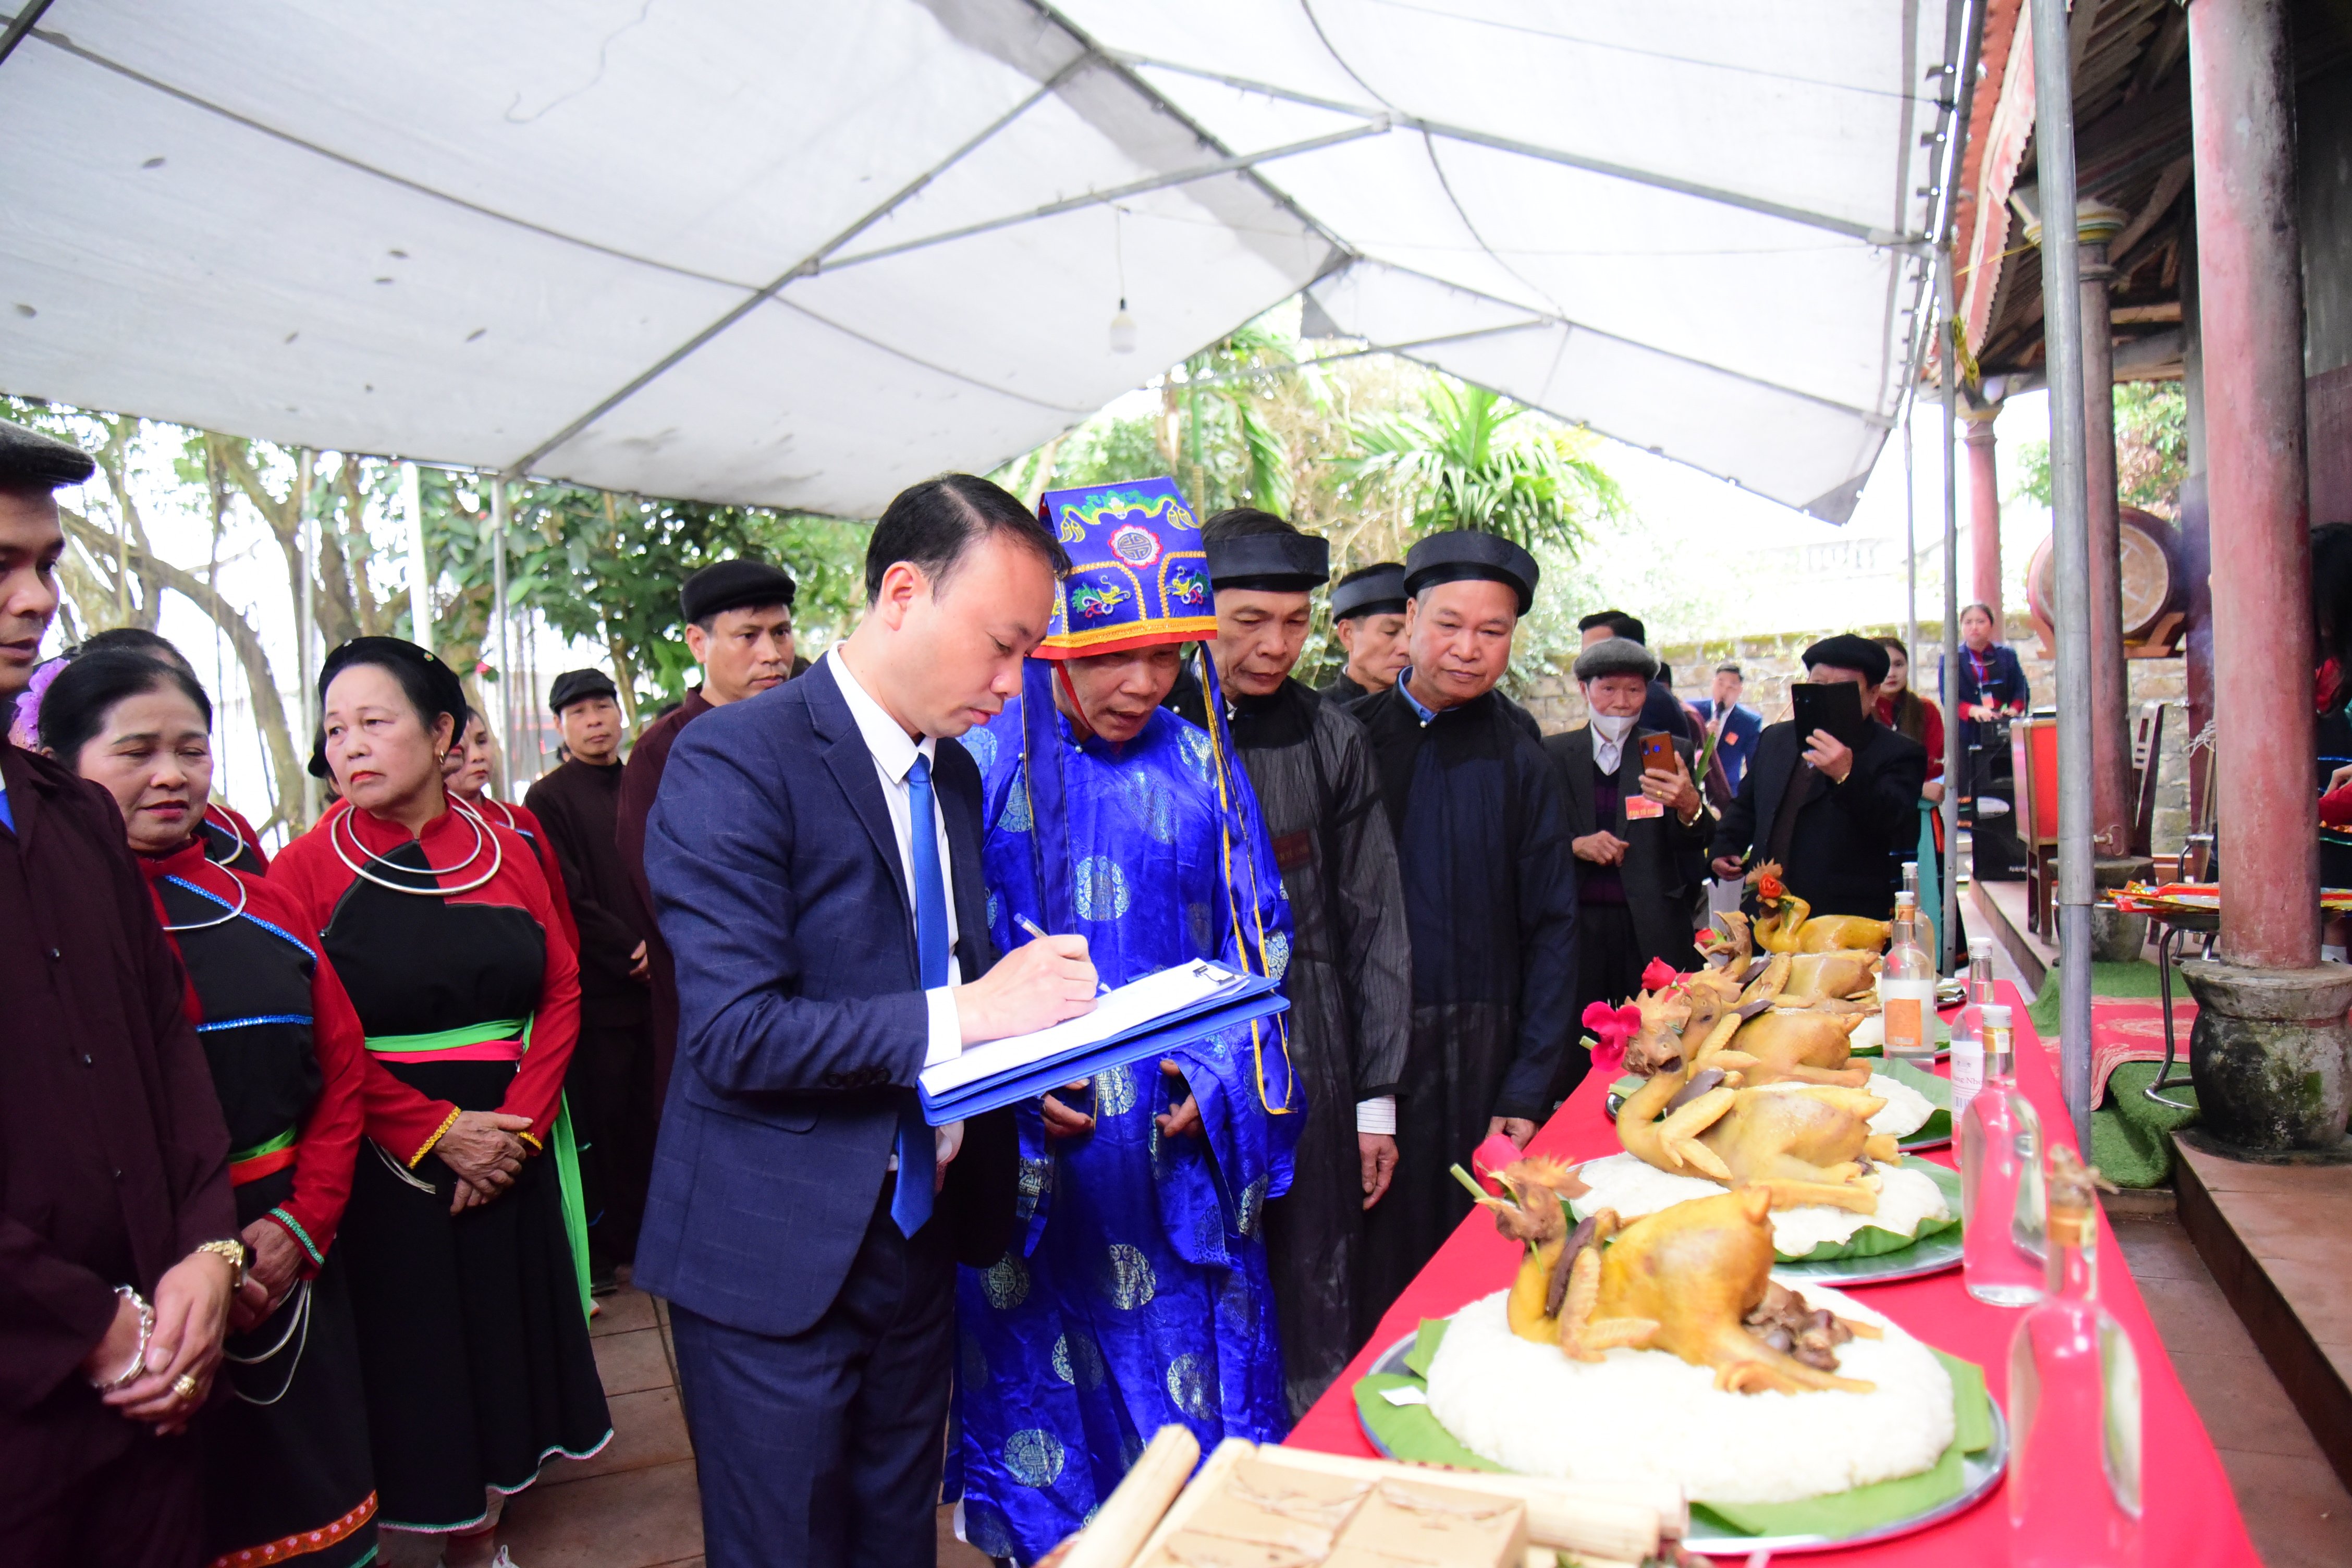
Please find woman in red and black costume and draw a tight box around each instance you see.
[443,707,580,954]
[40,650,376,1568]
[271,638,609,1568]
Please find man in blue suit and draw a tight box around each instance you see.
[639,475,1097,1568]
[1690,662,1764,798]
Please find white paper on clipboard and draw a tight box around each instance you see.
[919,959,1247,1099]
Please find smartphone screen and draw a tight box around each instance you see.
[1792,682,1867,748]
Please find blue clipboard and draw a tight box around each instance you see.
[917,964,1289,1126]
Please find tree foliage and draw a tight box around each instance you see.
[2009,382,2189,520]
[1337,381,1623,555]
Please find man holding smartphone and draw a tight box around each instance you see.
[1711,634,1928,920]
[1542,637,1707,1102]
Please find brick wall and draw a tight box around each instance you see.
[1514,611,2194,853]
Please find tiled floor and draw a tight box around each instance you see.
[2110,1210,2352,1567]
[499,1282,989,1568]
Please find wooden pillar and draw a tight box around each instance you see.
[2189,0,2318,969]
[2075,203,2139,861]
[1963,405,2003,623]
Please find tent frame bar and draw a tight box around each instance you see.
[1104,52,1927,248]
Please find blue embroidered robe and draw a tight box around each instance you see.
[954,677,1300,1564]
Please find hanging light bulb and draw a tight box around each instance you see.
[1109,296,1137,354]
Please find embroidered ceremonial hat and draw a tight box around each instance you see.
[1033,477,1217,659]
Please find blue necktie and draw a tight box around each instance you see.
[892,753,950,1236]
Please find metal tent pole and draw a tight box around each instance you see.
[1904,396,1919,662]
[297,449,318,825]
[2031,0,2097,1153]
[1936,0,1985,975]
[492,474,512,800]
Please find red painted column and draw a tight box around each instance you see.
[1964,406,2002,624]
[2189,0,2319,969]
[2075,204,2139,862]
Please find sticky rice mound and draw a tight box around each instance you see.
[1573,1152,1950,1256]
[1423,1283,1955,1504]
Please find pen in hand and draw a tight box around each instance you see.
[1015,913,1111,995]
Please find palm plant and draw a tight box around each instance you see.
[1339,381,1622,556]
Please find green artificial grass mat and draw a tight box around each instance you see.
[2088,1061,2200,1189]
[2026,958,2188,1031]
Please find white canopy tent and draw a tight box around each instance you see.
[2,0,1946,521]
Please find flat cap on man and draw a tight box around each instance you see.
[680,559,796,624]
[1572,636,1660,683]
[1402,530,1539,616]
[1329,562,1407,622]
[1204,529,1329,592]
[549,668,619,715]
[1802,633,1891,688]
[0,418,96,491]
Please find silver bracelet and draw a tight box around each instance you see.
[91,1285,155,1391]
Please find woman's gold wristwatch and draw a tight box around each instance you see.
[194,1238,249,1293]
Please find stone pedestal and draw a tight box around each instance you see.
[2182,960,2352,1156]
[2091,856,2155,962]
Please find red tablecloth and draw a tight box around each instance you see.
[1285,983,2259,1564]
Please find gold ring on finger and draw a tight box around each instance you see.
[173,1373,200,1400]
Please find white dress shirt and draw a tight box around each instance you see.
[825,647,965,1164]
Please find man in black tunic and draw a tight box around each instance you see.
[1711,634,1929,920]
[1,419,241,1566]
[1542,638,1707,1104]
[1319,562,1410,702]
[616,559,801,1111]
[1189,509,1412,1415]
[525,668,656,1279]
[1348,531,1579,1322]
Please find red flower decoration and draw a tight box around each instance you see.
[1756,869,1785,903]
[1582,999,1643,1074]
[1472,1132,1530,1193]
[1640,957,1682,994]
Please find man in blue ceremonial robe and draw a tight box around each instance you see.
[954,480,1299,1564]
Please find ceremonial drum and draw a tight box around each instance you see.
[2024,506,2184,655]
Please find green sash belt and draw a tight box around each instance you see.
[229,1126,299,1165]
[366,1016,594,1320]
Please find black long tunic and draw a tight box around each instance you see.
[1181,678,1412,1417]
[1347,685,1580,1325]
[0,744,235,1530]
[1711,719,1929,919]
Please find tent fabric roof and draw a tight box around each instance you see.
[1,1,1945,521]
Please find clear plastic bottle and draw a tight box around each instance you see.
[2008,1146,2143,1566]
[1948,937,1998,1131]
[1962,1003,2047,1306]
[1880,888,1938,1068]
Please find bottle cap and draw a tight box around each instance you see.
[1895,890,1917,908]
[1968,936,1995,956]
[1982,1003,2011,1026]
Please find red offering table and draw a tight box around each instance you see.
[1285,983,2260,1564]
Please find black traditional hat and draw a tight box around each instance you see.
[0,418,96,491]
[1204,529,1329,592]
[1329,563,1407,622]
[680,559,796,624]
[1572,636,1660,683]
[1401,531,1539,616]
[548,668,618,715]
[1802,633,1891,688]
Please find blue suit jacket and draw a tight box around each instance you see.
[634,659,1009,1337]
[1691,699,1764,795]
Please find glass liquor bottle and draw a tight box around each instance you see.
[1880,887,1938,1069]
[1962,1003,2046,1306]
[1949,937,1998,1130]
[2008,1146,2143,1567]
